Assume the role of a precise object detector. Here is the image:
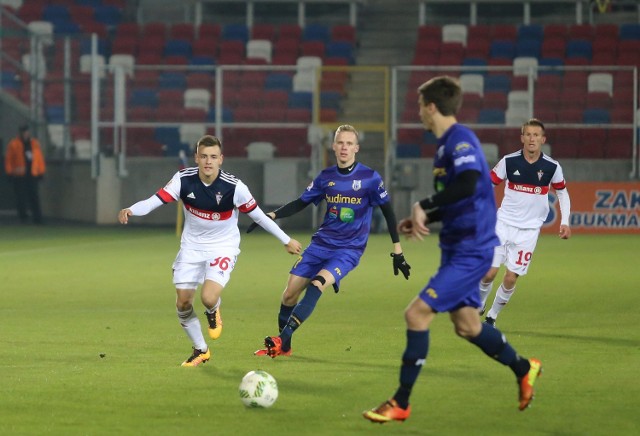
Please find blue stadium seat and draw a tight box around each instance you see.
[158,72,187,89]
[130,89,158,107]
[207,107,234,123]
[516,39,541,58]
[538,58,564,75]
[81,38,109,56]
[154,127,181,147]
[164,40,192,58]
[566,40,592,60]
[1,71,21,89]
[190,56,215,66]
[43,5,70,24]
[478,109,505,124]
[619,23,640,40]
[94,6,122,27]
[320,91,341,110]
[222,23,249,42]
[288,91,312,109]
[484,75,511,94]
[303,23,331,43]
[396,144,421,158]
[517,24,543,41]
[583,108,610,124]
[490,41,515,59]
[325,41,354,64]
[46,105,65,123]
[54,21,80,35]
[265,73,292,90]
[462,58,488,75]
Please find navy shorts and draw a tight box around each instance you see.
[419,248,493,312]
[290,243,363,292]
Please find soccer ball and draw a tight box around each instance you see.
[239,370,278,408]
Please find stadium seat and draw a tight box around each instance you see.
[108,54,134,76]
[184,89,211,111]
[481,143,499,163]
[588,73,613,96]
[170,23,196,41]
[583,108,610,124]
[265,73,293,90]
[252,23,276,41]
[566,40,592,60]
[513,56,538,78]
[223,23,249,42]
[94,5,122,27]
[164,40,192,58]
[619,23,640,41]
[331,25,356,44]
[580,129,607,158]
[303,23,330,43]
[465,39,490,59]
[442,24,467,46]
[279,24,302,40]
[460,74,484,96]
[325,41,354,64]
[541,37,566,59]
[606,130,633,158]
[246,39,272,63]
[247,142,276,160]
[516,39,541,58]
[517,24,543,41]
[478,109,505,124]
[490,40,515,60]
[484,75,511,94]
[27,21,54,45]
[179,123,206,146]
[543,24,567,40]
[568,24,593,40]
[461,58,488,75]
[538,58,564,75]
[505,107,530,126]
[492,25,517,41]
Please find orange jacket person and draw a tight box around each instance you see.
[4,125,46,224]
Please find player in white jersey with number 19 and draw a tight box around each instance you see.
[479,119,571,326]
[118,135,302,366]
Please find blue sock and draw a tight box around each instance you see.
[393,329,429,409]
[469,324,525,374]
[279,284,322,344]
[278,304,294,351]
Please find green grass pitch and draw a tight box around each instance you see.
[0,224,638,435]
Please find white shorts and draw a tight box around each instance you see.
[491,220,540,276]
[172,247,240,290]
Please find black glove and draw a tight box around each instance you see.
[391,253,411,280]
[246,213,275,234]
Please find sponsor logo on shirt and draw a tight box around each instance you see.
[454,155,476,166]
[187,192,196,199]
[507,182,549,195]
[339,207,355,223]
[513,170,521,175]
[185,204,231,220]
[325,193,362,204]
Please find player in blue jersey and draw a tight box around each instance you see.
[118,135,301,367]
[363,76,542,423]
[250,124,411,358]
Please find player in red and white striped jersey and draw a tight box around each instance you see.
[480,119,571,326]
[118,135,301,366]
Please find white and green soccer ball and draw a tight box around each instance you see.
[239,370,278,408]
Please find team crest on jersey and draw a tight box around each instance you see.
[215,192,222,204]
[537,170,544,180]
[352,180,361,191]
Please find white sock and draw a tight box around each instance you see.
[205,298,221,314]
[487,285,515,319]
[177,307,207,351]
[479,280,494,307]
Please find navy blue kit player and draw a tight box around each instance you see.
[251,124,411,358]
[480,118,571,326]
[363,76,542,423]
[118,135,301,367]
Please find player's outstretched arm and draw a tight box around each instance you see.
[285,238,302,255]
[118,208,133,224]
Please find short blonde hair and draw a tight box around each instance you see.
[334,124,359,143]
[196,135,222,151]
